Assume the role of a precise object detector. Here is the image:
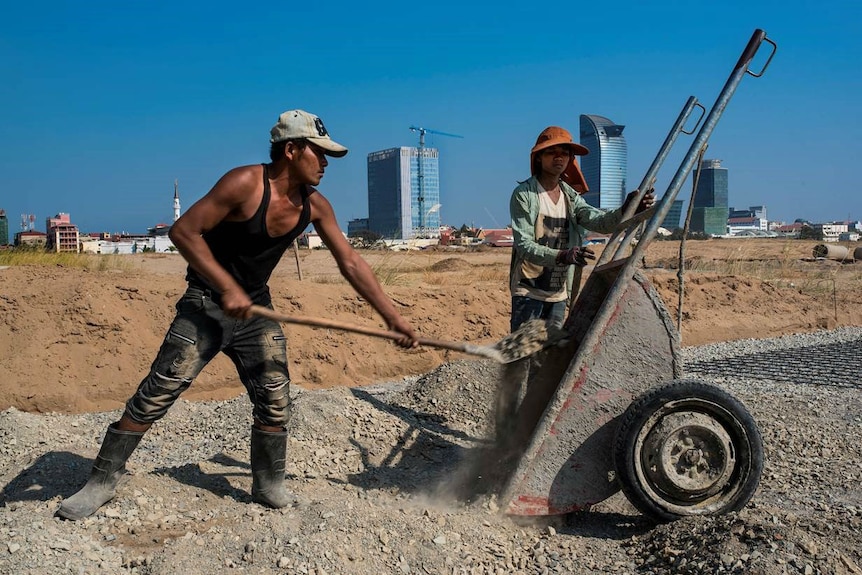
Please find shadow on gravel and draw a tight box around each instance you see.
[153,454,252,503]
[343,388,508,505]
[0,449,262,507]
[1,451,94,505]
[561,510,655,539]
[686,338,862,388]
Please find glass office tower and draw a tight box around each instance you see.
[693,159,728,209]
[662,200,684,231]
[691,159,729,236]
[367,147,441,239]
[579,115,627,210]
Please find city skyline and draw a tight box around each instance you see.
[2,184,856,243]
[1,2,859,235]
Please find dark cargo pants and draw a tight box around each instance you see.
[124,286,291,427]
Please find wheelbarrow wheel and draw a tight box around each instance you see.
[613,379,763,522]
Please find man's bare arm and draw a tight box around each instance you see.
[168,167,258,317]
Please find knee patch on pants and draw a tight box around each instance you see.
[250,375,290,427]
[125,370,193,423]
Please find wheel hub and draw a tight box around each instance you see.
[642,411,736,500]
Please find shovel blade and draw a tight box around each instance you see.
[493,319,571,363]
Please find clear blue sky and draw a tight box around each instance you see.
[2,0,860,235]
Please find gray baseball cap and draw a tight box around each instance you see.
[269,110,348,157]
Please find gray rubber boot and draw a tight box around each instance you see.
[250,427,293,509]
[56,423,144,520]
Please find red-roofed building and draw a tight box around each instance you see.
[481,228,513,247]
[773,223,803,237]
[15,229,47,248]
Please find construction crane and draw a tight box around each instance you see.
[408,126,464,237]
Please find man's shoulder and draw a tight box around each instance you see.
[512,176,538,194]
[217,163,263,188]
[227,163,264,179]
[305,186,331,217]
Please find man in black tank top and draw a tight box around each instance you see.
[58,110,419,521]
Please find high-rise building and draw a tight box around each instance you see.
[691,159,729,236]
[367,147,441,239]
[0,209,8,245]
[662,200,684,231]
[579,114,628,210]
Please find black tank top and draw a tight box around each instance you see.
[186,164,312,303]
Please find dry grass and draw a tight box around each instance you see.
[645,239,862,307]
[369,251,419,286]
[302,251,429,286]
[422,263,507,285]
[0,250,135,272]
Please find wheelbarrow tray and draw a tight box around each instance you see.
[499,258,682,516]
[497,29,774,517]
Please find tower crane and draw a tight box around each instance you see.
[408,126,464,237]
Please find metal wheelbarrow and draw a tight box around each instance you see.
[497,29,777,522]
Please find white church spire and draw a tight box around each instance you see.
[173,179,181,222]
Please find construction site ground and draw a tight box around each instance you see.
[1,238,861,574]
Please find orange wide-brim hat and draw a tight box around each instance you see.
[530,126,590,194]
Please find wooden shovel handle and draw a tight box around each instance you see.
[249,305,470,354]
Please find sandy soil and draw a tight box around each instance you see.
[1,238,860,415]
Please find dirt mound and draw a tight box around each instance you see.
[1,240,861,415]
[427,257,471,272]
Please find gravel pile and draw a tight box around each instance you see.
[1,327,861,575]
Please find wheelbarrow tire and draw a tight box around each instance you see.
[613,379,763,523]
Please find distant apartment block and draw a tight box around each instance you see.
[815,222,849,242]
[691,159,729,236]
[367,147,441,239]
[15,230,47,248]
[347,218,370,238]
[0,209,8,245]
[579,114,628,210]
[46,213,80,253]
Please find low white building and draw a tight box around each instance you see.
[726,216,768,235]
[80,236,176,254]
[815,222,849,242]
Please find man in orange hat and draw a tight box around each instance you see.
[508,126,654,331]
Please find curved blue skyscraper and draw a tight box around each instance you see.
[579,115,627,210]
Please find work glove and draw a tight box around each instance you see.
[556,246,595,267]
[622,188,656,214]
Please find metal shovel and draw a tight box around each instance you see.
[249,305,561,364]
